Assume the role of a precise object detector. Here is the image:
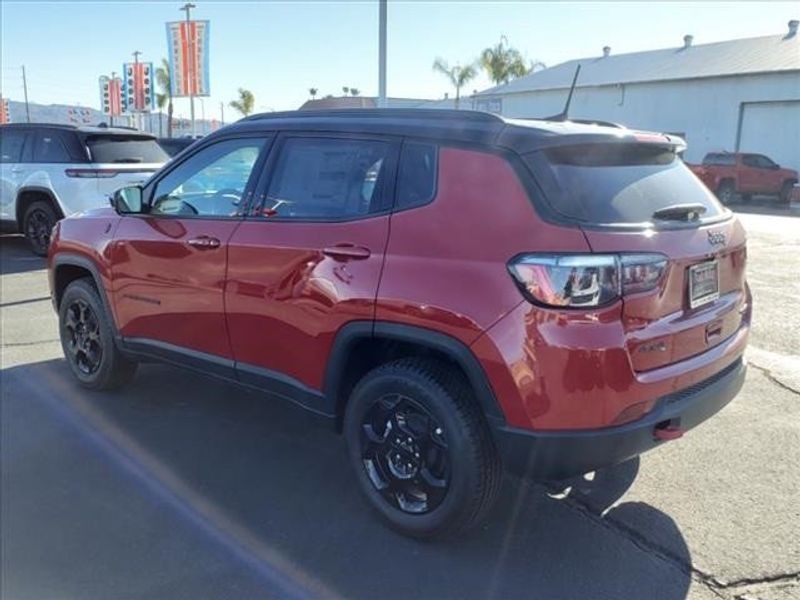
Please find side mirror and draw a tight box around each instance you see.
[112,185,144,214]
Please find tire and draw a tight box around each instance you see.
[23,200,58,256]
[344,358,501,539]
[779,181,794,205]
[715,180,736,205]
[58,278,137,390]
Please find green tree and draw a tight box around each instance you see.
[350,88,360,96]
[432,58,477,109]
[155,58,173,137]
[229,88,255,117]
[342,86,350,95]
[480,36,545,85]
[309,87,318,99]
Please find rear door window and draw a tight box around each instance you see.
[525,143,726,226]
[262,136,393,220]
[32,131,72,163]
[0,130,26,163]
[702,153,735,166]
[85,135,168,164]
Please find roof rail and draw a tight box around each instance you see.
[242,108,505,124]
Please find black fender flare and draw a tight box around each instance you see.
[325,321,505,425]
[16,186,65,224]
[51,253,118,338]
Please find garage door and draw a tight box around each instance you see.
[739,100,800,173]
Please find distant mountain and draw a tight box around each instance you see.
[4,99,220,136]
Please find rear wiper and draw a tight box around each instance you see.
[112,157,144,163]
[652,203,707,221]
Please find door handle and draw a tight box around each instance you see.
[187,236,221,250]
[322,244,371,260]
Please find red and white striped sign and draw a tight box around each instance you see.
[0,96,9,124]
[99,76,123,116]
[166,20,210,97]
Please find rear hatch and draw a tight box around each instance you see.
[524,138,748,372]
[83,133,167,194]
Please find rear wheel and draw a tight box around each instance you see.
[779,181,794,205]
[23,200,58,256]
[716,180,736,205]
[59,278,137,390]
[344,358,501,538]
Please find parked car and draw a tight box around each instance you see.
[47,110,750,538]
[687,152,798,205]
[157,136,198,158]
[0,123,167,255]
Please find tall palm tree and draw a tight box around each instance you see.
[229,88,255,117]
[155,58,173,137]
[480,36,545,85]
[309,87,318,100]
[432,58,477,109]
[342,86,350,96]
[350,88,360,96]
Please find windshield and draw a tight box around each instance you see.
[85,135,168,164]
[525,143,727,226]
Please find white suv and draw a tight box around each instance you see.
[1,123,167,254]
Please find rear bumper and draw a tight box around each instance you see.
[493,357,746,481]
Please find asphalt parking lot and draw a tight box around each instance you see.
[1,206,798,600]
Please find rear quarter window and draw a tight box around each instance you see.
[396,141,438,210]
[0,129,26,163]
[525,143,726,226]
[85,135,168,164]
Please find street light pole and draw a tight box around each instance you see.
[378,0,387,108]
[21,65,31,122]
[180,3,197,137]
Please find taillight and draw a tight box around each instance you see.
[65,168,118,178]
[509,253,667,308]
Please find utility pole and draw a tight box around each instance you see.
[220,101,224,126]
[180,3,197,137]
[21,65,31,122]
[378,0,387,108]
[110,70,116,127]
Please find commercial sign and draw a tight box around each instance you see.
[166,20,210,97]
[122,62,154,113]
[99,75,123,116]
[0,96,9,124]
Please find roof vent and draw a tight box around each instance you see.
[788,20,799,37]
[602,46,611,57]
[683,34,694,49]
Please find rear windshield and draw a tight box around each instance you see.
[703,153,736,166]
[525,143,726,226]
[85,135,168,164]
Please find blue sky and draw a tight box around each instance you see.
[1,1,797,119]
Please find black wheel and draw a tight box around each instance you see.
[23,200,58,256]
[779,181,794,205]
[59,278,137,390]
[716,180,736,205]
[344,358,501,538]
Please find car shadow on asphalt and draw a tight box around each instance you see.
[3,359,693,600]
[0,235,46,275]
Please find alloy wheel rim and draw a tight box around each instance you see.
[360,393,450,514]
[64,299,103,375]
[27,209,51,250]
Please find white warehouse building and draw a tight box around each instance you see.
[474,21,800,171]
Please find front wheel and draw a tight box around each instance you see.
[23,201,58,256]
[59,278,137,390]
[344,358,501,538]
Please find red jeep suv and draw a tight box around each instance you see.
[48,110,750,538]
